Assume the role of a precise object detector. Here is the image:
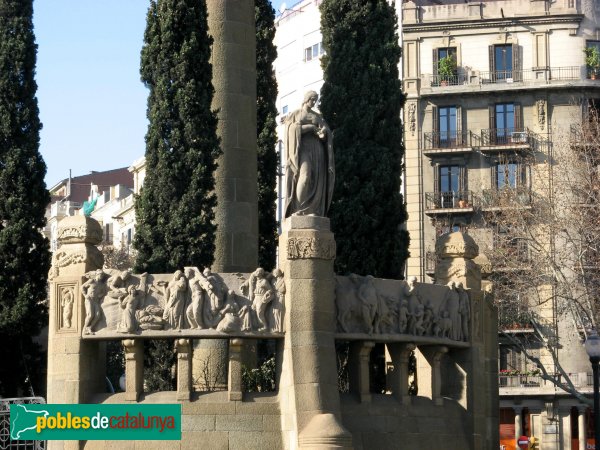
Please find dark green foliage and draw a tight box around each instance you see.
[320,0,409,279]
[0,0,51,397]
[144,339,175,391]
[134,0,221,274]
[135,0,219,389]
[242,356,276,393]
[255,0,279,269]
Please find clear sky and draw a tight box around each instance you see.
[33,0,286,187]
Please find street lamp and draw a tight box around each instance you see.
[585,330,600,448]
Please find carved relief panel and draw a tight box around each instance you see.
[56,283,78,333]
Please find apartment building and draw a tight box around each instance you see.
[402,1,600,448]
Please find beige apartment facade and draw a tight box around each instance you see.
[402,1,600,449]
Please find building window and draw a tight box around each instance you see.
[439,106,457,146]
[489,43,520,82]
[127,228,132,246]
[432,47,457,84]
[494,44,512,79]
[304,42,323,62]
[586,41,600,78]
[437,165,465,208]
[496,162,519,189]
[282,105,288,114]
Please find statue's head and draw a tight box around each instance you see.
[303,90,318,106]
[255,267,265,278]
[203,267,211,277]
[272,268,283,278]
[408,276,417,286]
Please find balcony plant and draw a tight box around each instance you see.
[438,55,457,86]
[584,46,600,79]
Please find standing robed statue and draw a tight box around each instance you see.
[284,91,334,217]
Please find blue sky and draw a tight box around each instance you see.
[34,0,285,187]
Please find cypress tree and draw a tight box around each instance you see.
[134,0,220,274]
[134,0,220,390]
[320,0,409,279]
[255,0,279,269]
[0,0,51,396]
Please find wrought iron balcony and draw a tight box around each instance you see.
[423,66,582,92]
[480,187,532,211]
[479,128,531,149]
[425,190,475,214]
[422,130,475,156]
[428,73,467,87]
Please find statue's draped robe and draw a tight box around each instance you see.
[284,106,334,217]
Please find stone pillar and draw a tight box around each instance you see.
[387,343,416,404]
[578,406,587,450]
[417,346,448,406]
[278,216,352,450]
[228,338,243,401]
[123,339,143,402]
[349,341,375,403]
[46,215,105,450]
[514,406,523,441]
[198,0,258,392]
[176,339,192,401]
[207,0,257,272]
[434,232,481,290]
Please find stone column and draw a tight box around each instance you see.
[207,0,257,272]
[578,406,587,450]
[176,339,192,401]
[123,339,144,402]
[228,338,243,401]
[278,216,352,450]
[417,346,448,406]
[46,216,105,450]
[349,341,375,403]
[197,0,258,390]
[387,343,416,404]
[514,406,523,441]
[434,232,481,290]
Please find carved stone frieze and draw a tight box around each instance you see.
[49,247,103,280]
[335,275,472,344]
[56,216,103,245]
[287,236,336,260]
[435,232,479,259]
[408,103,416,136]
[80,267,286,338]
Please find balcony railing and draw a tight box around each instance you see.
[429,73,467,87]
[498,374,541,388]
[480,128,530,147]
[425,191,474,211]
[426,66,582,89]
[480,187,532,209]
[423,130,472,150]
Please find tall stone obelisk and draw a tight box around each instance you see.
[208,0,258,273]
[195,0,258,387]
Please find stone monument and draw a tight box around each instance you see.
[44,2,499,448]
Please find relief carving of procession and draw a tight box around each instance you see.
[77,266,285,337]
[335,275,471,342]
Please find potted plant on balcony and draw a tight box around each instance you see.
[438,55,457,86]
[584,47,600,79]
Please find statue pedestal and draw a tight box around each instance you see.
[278,216,353,449]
